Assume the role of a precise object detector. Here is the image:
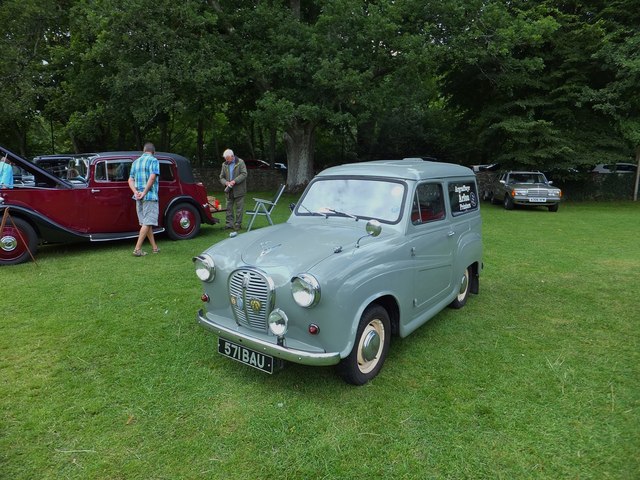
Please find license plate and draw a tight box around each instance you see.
[530,197,547,203]
[218,338,274,374]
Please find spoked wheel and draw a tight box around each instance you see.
[166,203,201,240]
[338,305,391,385]
[449,266,471,309]
[0,217,38,265]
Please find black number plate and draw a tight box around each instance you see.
[217,338,274,374]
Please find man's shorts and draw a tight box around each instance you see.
[136,200,159,226]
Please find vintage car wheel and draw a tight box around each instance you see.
[166,203,201,240]
[0,217,38,265]
[503,195,515,210]
[449,266,471,309]
[338,305,391,385]
[548,203,559,212]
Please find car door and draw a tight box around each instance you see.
[408,182,454,314]
[85,158,138,233]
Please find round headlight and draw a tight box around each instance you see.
[193,254,215,282]
[268,309,288,337]
[291,274,321,308]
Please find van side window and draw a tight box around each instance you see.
[411,183,445,225]
[449,181,479,216]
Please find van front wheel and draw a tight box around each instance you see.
[338,305,391,385]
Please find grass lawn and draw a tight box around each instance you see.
[1,194,639,479]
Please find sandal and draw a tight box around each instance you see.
[152,248,160,254]
[132,249,147,257]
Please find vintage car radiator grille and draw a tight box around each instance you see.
[228,268,274,332]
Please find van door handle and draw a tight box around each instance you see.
[91,189,101,193]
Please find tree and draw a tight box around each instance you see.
[211,0,438,189]
[438,1,633,171]
[583,1,640,199]
[46,0,227,156]
[0,0,66,156]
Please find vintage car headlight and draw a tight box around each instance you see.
[193,254,215,282]
[291,274,321,308]
[548,189,562,197]
[513,188,528,196]
[268,309,288,337]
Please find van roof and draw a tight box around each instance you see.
[318,158,474,181]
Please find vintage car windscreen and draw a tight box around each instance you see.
[296,178,405,223]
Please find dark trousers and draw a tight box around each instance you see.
[225,194,245,228]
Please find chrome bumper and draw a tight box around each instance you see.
[197,309,341,366]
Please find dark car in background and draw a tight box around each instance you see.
[0,147,218,265]
[591,163,637,175]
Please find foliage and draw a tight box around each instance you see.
[2,196,639,478]
[0,1,637,188]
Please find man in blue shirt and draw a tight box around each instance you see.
[0,155,14,189]
[128,143,160,256]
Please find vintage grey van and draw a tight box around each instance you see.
[194,158,483,384]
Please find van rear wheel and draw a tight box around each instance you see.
[449,267,470,309]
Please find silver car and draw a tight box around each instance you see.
[194,159,483,384]
[490,171,562,211]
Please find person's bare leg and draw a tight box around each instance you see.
[135,225,150,252]
[146,228,158,251]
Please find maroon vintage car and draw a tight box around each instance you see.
[0,147,218,265]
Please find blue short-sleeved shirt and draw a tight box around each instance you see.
[0,161,13,189]
[129,153,160,201]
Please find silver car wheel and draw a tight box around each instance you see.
[357,319,385,374]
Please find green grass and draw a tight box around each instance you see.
[2,195,639,479]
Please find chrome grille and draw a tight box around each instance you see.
[528,188,547,198]
[228,268,274,332]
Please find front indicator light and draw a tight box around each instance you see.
[268,309,288,337]
[193,254,215,282]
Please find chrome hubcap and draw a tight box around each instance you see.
[179,216,191,229]
[1,235,17,252]
[357,319,385,374]
[361,330,381,362]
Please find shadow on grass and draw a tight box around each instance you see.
[32,223,227,262]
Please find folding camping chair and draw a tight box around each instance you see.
[245,184,286,231]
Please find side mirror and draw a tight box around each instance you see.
[357,220,382,248]
[365,219,382,237]
[499,180,506,185]
[289,202,296,212]
[548,180,554,185]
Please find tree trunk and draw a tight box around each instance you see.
[633,145,639,201]
[196,117,204,167]
[284,120,316,191]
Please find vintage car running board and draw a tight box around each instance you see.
[89,228,165,242]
